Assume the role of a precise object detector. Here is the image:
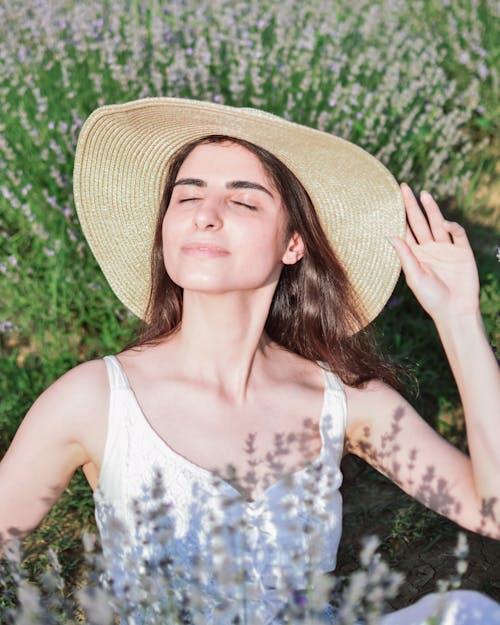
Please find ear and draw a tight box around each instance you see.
[282,231,305,265]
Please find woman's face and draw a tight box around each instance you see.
[162,142,303,294]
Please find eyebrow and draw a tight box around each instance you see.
[173,178,274,198]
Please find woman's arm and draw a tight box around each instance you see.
[0,360,108,546]
[346,184,500,538]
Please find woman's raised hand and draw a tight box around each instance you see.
[391,183,480,322]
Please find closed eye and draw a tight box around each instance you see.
[233,201,257,210]
[177,198,256,210]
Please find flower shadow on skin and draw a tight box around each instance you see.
[345,405,500,539]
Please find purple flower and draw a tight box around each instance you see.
[478,63,488,80]
[387,295,404,309]
[292,589,308,606]
[458,51,470,65]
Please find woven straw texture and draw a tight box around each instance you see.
[73,97,405,327]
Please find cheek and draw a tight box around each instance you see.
[278,210,292,246]
[263,207,290,257]
[161,213,176,273]
[161,213,169,245]
[246,229,288,273]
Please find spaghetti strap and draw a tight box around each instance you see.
[96,356,131,506]
[319,365,346,464]
[322,365,344,394]
[103,355,131,391]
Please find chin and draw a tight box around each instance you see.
[169,273,235,293]
[166,267,280,295]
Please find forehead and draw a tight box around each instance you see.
[177,141,273,183]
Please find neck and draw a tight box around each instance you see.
[169,286,278,402]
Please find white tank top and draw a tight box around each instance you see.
[92,356,500,625]
[94,354,346,624]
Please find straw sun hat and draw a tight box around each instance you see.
[73,97,405,327]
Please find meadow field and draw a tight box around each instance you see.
[0,0,499,622]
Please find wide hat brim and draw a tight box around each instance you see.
[73,97,405,329]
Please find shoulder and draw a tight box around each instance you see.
[344,378,409,438]
[268,346,326,396]
[3,359,111,481]
[25,358,110,442]
[33,358,109,411]
[344,378,401,406]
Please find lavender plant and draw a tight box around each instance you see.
[2,464,474,625]
[0,0,498,620]
[1,0,498,367]
[2,410,489,623]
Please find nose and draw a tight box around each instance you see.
[193,198,223,230]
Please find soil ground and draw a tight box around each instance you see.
[336,457,500,609]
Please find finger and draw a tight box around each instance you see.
[400,183,432,244]
[420,190,451,243]
[443,220,470,249]
[390,235,426,288]
[405,223,417,247]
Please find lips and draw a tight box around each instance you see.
[181,242,230,257]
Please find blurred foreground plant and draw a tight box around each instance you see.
[0,468,472,625]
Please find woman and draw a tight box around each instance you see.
[0,98,499,624]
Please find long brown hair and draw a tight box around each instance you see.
[134,135,402,388]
